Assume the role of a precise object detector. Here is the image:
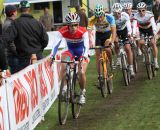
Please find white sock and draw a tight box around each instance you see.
[154,58,158,65]
[81,89,86,95]
[129,65,134,71]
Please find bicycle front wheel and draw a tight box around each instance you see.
[121,54,129,86]
[99,60,108,98]
[144,48,152,80]
[106,63,113,94]
[71,73,81,119]
[58,75,70,125]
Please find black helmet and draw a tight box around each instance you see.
[19,1,30,8]
[5,5,17,17]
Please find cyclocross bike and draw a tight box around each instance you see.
[118,38,131,86]
[90,46,113,98]
[142,34,157,80]
[54,58,82,125]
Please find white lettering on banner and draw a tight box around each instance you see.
[38,63,48,98]
[17,121,29,130]
[42,98,49,111]
[0,96,4,130]
[32,109,41,124]
[24,69,38,111]
[13,79,29,124]
[44,60,54,89]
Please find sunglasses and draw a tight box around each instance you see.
[68,24,79,27]
[138,9,145,13]
[114,12,121,15]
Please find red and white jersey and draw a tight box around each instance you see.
[51,26,89,58]
[132,11,157,35]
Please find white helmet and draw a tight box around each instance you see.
[112,3,123,12]
[123,3,133,9]
[65,12,80,24]
[137,2,147,9]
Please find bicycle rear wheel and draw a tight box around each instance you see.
[99,60,108,98]
[121,54,129,86]
[71,73,81,119]
[58,75,70,125]
[144,48,152,80]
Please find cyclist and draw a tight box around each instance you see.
[87,4,116,78]
[51,12,89,104]
[132,2,159,69]
[112,3,135,77]
[123,3,142,55]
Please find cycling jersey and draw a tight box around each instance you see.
[132,11,157,35]
[113,12,132,35]
[51,26,89,58]
[88,14,115,32]
[127,10,139,36]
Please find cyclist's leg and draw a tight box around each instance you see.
[150,37,159,69]
[124,42,135,77]
[78,59,89,89]
[104,39,112,65]
[95,32,105,76]
[60,50,73,80]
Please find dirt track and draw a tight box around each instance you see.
[53,58,149,130]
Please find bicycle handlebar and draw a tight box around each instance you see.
[53,59,79,64]
[90,45,111,50]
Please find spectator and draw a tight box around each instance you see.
[4,0,48,72]
[75,6,88,28]
[39,7,54,31]
[0,38,8,71]
[2,5,18,74]
[152,0,160,23]
[0,36,10,85]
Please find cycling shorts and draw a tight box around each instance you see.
[96,31,111,46]
[62,50,89,63]
[117,27,129,43]
[139,26,154,37]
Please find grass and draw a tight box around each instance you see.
[35,47,160,130]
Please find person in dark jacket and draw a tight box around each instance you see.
[2,5,18,74]
[152,0,160,23]
[4,1,48,72]
[75,6,88,28]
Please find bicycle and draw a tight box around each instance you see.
[90,46,113,98]
[54,58,82,125]
[142,34,156,79]
[118,38,131,86]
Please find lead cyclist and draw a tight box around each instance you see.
[50,12,89,104]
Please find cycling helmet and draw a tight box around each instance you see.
[19,1,30,8]
[65,12,80,24]
[123,3,133,9]
[94,4,105,17]
[112,3,123,12]
[137,2,147,9]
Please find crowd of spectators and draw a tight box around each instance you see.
[0,0,48,77]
